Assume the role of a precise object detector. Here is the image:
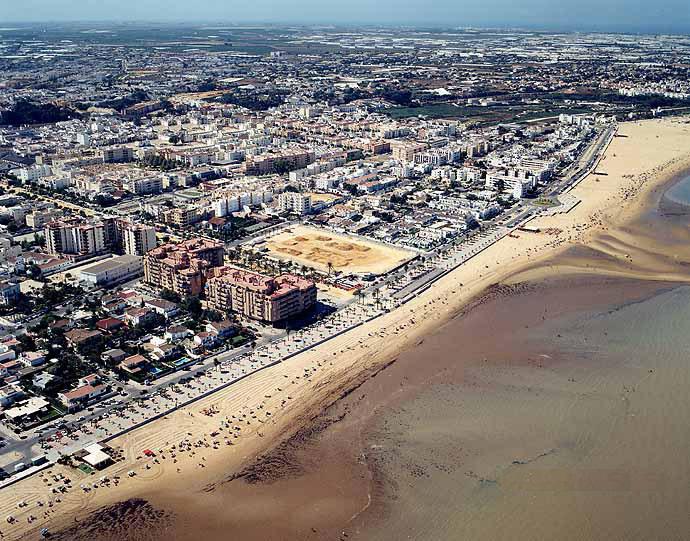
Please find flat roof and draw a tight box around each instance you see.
[4,397,49,420]
[82,443,111,467]
[81,255,142,275]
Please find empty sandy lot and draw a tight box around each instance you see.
[264,225,415,275]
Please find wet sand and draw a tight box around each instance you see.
[348,277,690,541]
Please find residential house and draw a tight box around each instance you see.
[48,319,73,333]
[206,320,237,340]
[118,354,149,375]
[193,331,217,350]
[150,343,180,362]
[20,351,47,367]
[101,294,128,314]
[64,328,102,348]
[32,372,61,392]
[0,343,17,363]
[124,307,157,327]
[145,298,180,319]
[58,374,108,412]
[96,317,125,333]
[0,359,22,378]
[164,325,191,342]
[101,348,127,364]
[0,383,25,408]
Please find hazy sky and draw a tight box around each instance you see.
[4,0,690,33]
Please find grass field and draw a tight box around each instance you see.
[264,225,415,275]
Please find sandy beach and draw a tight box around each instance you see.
[3,116,690,541]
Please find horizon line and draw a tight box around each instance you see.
[1,20,690,37]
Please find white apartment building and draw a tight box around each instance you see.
[277,192,312,215]
[101,146,134,163]
[123,176,163,195]
[212,190,273,217]
[38,175,72,191]
[485,170,536,199]
[13,164,52,182]
[123,224,157,256]
[25,208,63,229]
[45,221,106,256]
[413,147,462,167]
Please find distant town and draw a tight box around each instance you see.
[0,23,686,487]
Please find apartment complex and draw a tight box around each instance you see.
[162,206,201,228]
[99,146,134,163]
[391,140,427,162]
[206,267,317,323]
[245,150,315,176]
[143,239,224,296]
[122,223,157,256]
[45,220,106,256]
[123,176,163,195]
[277,192,312,215]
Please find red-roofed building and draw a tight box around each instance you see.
[58,374,108,411]
[206,267,316,323]
[143,239,224,296]
[64,328,102,347]
[118,354,149,375]
[96,317,125,333]
[124,307,157,327]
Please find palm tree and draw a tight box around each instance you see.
[327,261,334,277]
[373,288,381,309]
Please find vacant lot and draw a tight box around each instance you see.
[264,226,415,275]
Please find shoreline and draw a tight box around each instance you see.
[347,274,690,541]
[4,116,690,540]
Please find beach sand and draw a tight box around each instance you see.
[3,117,690,540]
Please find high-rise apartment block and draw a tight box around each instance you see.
[205,267,317,323]
[143,239,224,297]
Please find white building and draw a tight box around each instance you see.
[278,192,312,215]
[80,255,144,287]
[123,176,163,195]
[13,164,52,182]
[123,224,157,256]
[45,221,106,256]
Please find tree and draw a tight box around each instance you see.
[373,288,382,309]
[181,296,202,318]
[160,289,182,303]
[28,264,42,280]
